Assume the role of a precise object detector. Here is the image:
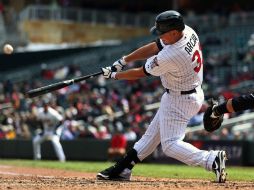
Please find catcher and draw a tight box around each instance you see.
[203,93,254,132]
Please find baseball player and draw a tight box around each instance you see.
[97,10,227,183]
[32,100,66,162]
[203,93,254,132]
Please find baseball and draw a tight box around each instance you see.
[3,44,14,54]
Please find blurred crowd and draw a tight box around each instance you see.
[1,51,254,142]
[0,64,163,142]
[1,15,254,142]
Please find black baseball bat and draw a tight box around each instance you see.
[27,71,103,98]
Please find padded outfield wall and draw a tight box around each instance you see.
[0,139,253,166]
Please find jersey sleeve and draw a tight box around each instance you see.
[36,108,43,118]
[144,53,171,76]
[49,108,63,122]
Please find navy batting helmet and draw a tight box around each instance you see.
[150,10,185,36]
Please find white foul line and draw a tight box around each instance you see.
[0,171,55,178]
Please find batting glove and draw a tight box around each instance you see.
[101,67,117,79]
[112,56,127,72]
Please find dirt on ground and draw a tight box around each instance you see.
[0,165,253,190]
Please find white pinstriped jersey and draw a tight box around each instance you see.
[37,107,63,132]
[145,25,203,92]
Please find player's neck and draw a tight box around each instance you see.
[174,32,184,43]
[161,31,183,45]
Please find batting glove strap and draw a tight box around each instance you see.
[111,72,117,79]
[101,67,117,79]
[112,56,127,72]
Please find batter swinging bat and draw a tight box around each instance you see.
[27,71,103,98]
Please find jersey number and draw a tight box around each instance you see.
[192,44,203,73]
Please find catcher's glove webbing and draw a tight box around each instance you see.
[203,99,224,132]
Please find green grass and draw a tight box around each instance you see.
[0,159,253,181]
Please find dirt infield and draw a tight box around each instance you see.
[0,165,253,190]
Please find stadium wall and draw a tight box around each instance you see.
[21,21,149,43]
[0,139,253,166]
[0,46,106,72]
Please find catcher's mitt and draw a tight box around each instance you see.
[203,99,224,132]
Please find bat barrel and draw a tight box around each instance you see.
[27,81,72,98]
[27,71,103,98]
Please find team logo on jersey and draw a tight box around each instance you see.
[151,57,159,69]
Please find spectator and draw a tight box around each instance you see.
[124,127,137,141]
[108,122,127,161]
[0,0,4,14]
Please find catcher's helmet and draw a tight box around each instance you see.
[150,10,185,36]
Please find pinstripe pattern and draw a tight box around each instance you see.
[145,25,203,92]
[134,107,161,160]
[134,25,219,171]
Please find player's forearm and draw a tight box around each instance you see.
[115,67,147,80]
[231,93,254,112]
[124,42,159,63]
[226,99,234,113]
[214,93,254,116]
